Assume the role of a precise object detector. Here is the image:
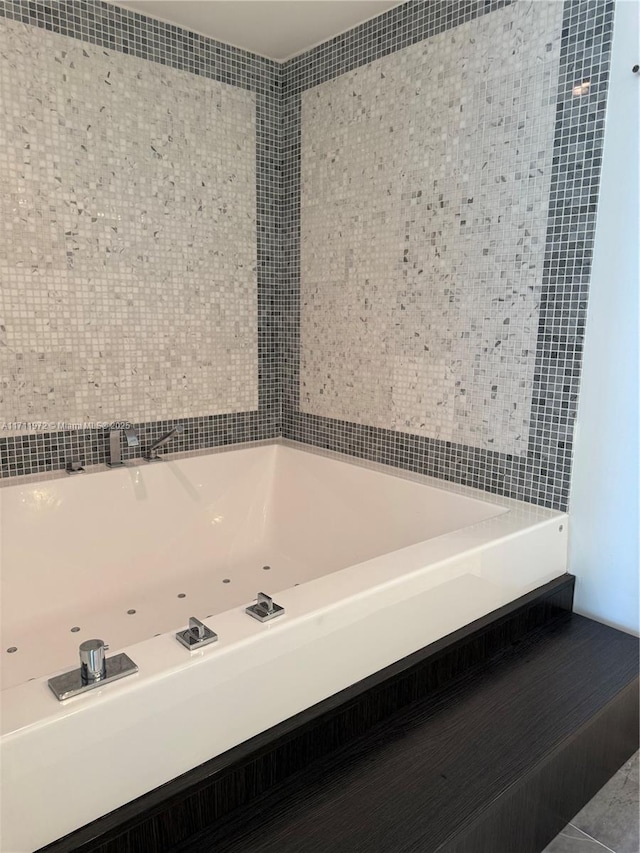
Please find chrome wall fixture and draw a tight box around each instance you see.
[107,425,140,467]
[145,424,184,461]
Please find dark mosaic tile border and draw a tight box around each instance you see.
[0,0,282,477]
[281,0,615,510]
[285,0,513,97]
[0,0,281,88]
[0,413,268,478]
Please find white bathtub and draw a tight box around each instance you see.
[0,440,568,851]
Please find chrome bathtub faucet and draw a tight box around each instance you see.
[145,424,184,461]
[48,639,138,701]
[80,638,109,683]
[107,425,140,467]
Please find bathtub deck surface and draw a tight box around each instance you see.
[168,614,639,853]
[1,545,305,690]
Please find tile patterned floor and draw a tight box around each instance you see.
[543,752,639,853]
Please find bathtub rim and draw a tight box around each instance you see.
[1,439,567,734]
[0,436,562,522]
[1,513,567,736]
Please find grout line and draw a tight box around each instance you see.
[567,822,618,853]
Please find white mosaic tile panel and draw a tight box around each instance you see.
[300,1,564,455]
[0,18,257,434]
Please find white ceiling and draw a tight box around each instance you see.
[115,1,402,61]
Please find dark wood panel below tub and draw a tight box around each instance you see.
[170,614,638,853]
[38,575,576,853]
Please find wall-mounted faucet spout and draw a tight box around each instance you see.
[107,425,139,467]
[145,424,184,461]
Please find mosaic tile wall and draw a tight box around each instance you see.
[0,0,615,511]
[283,0,615,509]
[0,17,257,428]
[0,0,281,476]
[300,1,563,457]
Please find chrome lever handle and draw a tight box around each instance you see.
[188,616,207,641]
[256,592,274,615]
[175,616,218,651]
[246,592,285,623]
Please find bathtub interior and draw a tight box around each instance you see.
[0,444,511,689]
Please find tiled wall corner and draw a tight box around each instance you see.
[0,0,615,510]
[282,0,615,510]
